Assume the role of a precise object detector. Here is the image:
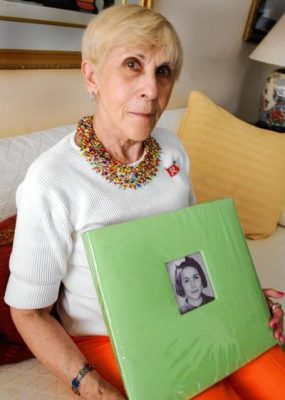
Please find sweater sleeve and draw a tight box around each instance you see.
[5,171,73,309]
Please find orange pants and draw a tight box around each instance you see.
[72,336,285,399]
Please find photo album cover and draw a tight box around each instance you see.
[83,199,277,400]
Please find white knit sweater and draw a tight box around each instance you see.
[5,127,195,336]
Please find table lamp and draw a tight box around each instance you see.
[249,13,285,132]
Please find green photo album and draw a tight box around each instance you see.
[82,199,276,400]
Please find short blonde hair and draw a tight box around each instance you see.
[81,4,183,79]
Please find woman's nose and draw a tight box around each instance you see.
[139,74,158,100]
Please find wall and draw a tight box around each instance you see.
[0,69,94,135]
[0,0,274,137]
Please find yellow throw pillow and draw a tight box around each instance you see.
[179,91,285,239]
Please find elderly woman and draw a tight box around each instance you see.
[4,5,285,400]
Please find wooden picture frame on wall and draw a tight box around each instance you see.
[0,0,100,70]
[0,49,82,70]
[0,0,153,70]
[243,0,285,43]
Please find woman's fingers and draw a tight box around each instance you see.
[270,304,284,343]
[263,288,284,299]
[263,288,284,343]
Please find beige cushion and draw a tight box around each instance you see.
[179,91,285,239]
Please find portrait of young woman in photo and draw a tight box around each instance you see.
[175,256,214,314]
[4,4,285,400]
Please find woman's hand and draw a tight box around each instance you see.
[263,288,284,343]
[87,375,127,400]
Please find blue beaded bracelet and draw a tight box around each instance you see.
[71,364,94,396]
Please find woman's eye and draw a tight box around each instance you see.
[157,65,171,78]
[126,59,140,71]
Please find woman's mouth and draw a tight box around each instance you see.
[130,112,155,118]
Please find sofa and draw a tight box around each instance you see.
[0,91,284,399]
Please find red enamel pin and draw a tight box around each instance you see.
[166,162,180,177]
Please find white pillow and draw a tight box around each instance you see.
[0,125,75,221]
[157,108,186,134]
[279,209,285,227]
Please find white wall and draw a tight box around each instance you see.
[0,0,275,136]
[0,69,94,135]
[0,20,83,51]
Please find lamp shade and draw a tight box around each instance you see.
[249,13,285,131]
[250,13,285,67]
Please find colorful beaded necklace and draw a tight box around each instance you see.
[78,116,161,190]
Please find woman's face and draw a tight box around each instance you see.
[92,44,175,142]
[181,266,203,301]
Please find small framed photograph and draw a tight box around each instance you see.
[166,252,215,315]
[243,0,285,43]
[120,0,153,7]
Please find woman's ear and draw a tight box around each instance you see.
[81,60,98,96]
